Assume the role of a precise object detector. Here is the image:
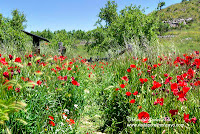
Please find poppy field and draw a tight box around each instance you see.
[0,49,199,133]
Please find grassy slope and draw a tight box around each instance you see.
[156,0,200,53]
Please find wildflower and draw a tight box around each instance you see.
[154,98,164,106]
[15,57,22,63]
[130,64,136,68]
[184,113,191,123]
[127,68,131,72]
[191,117,197,124]
[37,80,42,85]
[49,120,55,126]
[138,111,150,123]
[139,78,148,84]
[169,109,178,117]
[49,116,54,120]
[9,55,13,60]
[115,88,120,91]
[133,91,138,95]
[126,92,131,96]
[15,88,20,92]
[130,99,135,103]
[121,76,129,81]
[3,72,9,79]
[151,81,162,90]
[120,84,126,88]
[164,73,168,77]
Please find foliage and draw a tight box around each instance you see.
[0,9,28,50]
[157,2,166,10]
[90,3,159,52]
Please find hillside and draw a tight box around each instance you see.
[158,0,200,23]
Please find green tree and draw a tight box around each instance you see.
[97,0,118,27]
[157,2,166,10]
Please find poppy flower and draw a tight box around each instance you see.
[15,57,22,63]
[184,113,191,123]
[8,86,13,91]
[115,88,120,91]
[66,119,75,125]
[72,80,80,86]
[154,98,164,106]
[138,106,142,109]
[169,109,178,117]
[133,91,138,95]
[126,92,131,96]
[49,116,54,120]
[138,111,150,123]
[15,88,20,92]
[177,91,187,102]
[3,72,9,79]
[127,68,131,72]
[49,120,55,126]
[164,77,173,84]
[182,87,190,93]
[67,67,72,70]
[130,99,135,103]
[151,81,162,90]
[37,80,42,85]
[142,58,147,62]
[120,84,126,88]
[9,55,13,60]
[171,83,178,91]
[191,117,197,123]
[139,78,148,84]
[164,73,168,77]
[121,76,129,81]
[130,64,136,68]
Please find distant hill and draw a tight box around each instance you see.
[157,0,200,23]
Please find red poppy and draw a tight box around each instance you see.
[142,58,147,62]
[9,55,13,60]
[169,109,178,117]
[127,68,131,72]
[15,57,22,63]
[138,106,142,109]
[37,80,42,85]
[138,111,150,123]
[49,120,55,126]
[177,91,187,102]
[126,92,131,96]
[67,67,72,70]
[164,77,173,84]
[121,76,129,81]
[66,119,75,125]
[49,116,54,120]
[171,83,178,91]
[15,88,20,92]
[164,73,168,77]
[115,88,120,91]
[139,78,148,84]
[154,98,164,106]
[130,64,136,68]
[178,81,187,87]
[130,99,135,103]
[120,84,126,88]
[184,113,191,123]
[182,87,190,93]
[191,117,197,124]
[3,72,9,79]
[133,91,138,95]
[8,86,13,91]
[151,81,162,90]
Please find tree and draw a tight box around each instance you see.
[97,0,118,27]
[157,2,165,10]
[182,0,188,2]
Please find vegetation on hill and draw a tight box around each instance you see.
[157,0,200,23]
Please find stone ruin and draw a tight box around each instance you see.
[163,18,193,27]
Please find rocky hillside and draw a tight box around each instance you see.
[158,0,200,23]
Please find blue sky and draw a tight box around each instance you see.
[0,0,181,32]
